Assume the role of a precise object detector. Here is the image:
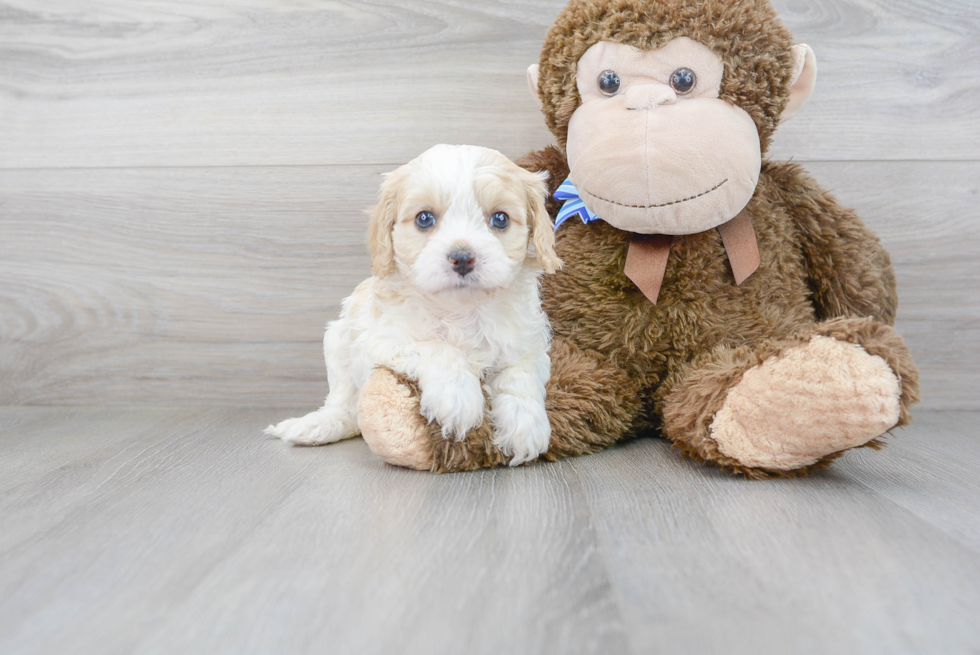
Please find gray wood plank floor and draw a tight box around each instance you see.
[1,407,977,654]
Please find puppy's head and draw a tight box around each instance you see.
[367,144,560,298]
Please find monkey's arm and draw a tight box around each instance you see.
[766,161,898,325]
[516,145,570,216]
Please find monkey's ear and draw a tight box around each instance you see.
[522,169,562,274]
[527,63,542,109]
[367,168,403,278]
[782,44,817,122]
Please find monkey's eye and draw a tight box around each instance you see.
[489,211,510,230]
[598,70,621,96]
[415,211,436,230]
[669,68,697,95]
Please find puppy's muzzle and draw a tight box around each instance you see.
[448,248,476,277]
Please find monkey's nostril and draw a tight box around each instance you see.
[448,248,476,276]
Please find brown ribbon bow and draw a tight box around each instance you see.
[623,209,760,304]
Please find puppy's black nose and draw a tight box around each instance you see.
[448,248,476,276]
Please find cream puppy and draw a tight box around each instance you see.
[265,144,561,466]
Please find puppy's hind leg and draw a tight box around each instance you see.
[264,400,359,446]
[265,322,360,446]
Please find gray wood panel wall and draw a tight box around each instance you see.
[1,0,978,409]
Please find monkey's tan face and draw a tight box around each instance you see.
[566,37,762,235]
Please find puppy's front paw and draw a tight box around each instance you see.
[418,373,485,441]
[264,410,355,446]
[491,394,551,466]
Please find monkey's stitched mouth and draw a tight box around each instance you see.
[581,179,728,209]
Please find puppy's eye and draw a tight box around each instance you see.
[598,70,621,96]
[489,211,510,230]
[669,68,696,95]
[415,211,436,230]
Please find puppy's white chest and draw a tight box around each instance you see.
[434,313,501,373]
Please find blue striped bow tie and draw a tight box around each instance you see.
[553,177,601,230]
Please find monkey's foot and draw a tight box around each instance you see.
[358,369,435,471]
[358,369,506,472]
[709,335,902,471]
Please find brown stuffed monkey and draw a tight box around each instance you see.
[356,0,920,478]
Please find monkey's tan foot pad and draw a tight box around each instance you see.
[358,369,434,471]
[710,335,902,471]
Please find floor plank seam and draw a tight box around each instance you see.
[557,459,640,655]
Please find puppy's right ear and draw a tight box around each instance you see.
[520,168,562,274]
[367,167,404,278]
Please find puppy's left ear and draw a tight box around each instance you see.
[520,168,561,274]
[367,166,405,278]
